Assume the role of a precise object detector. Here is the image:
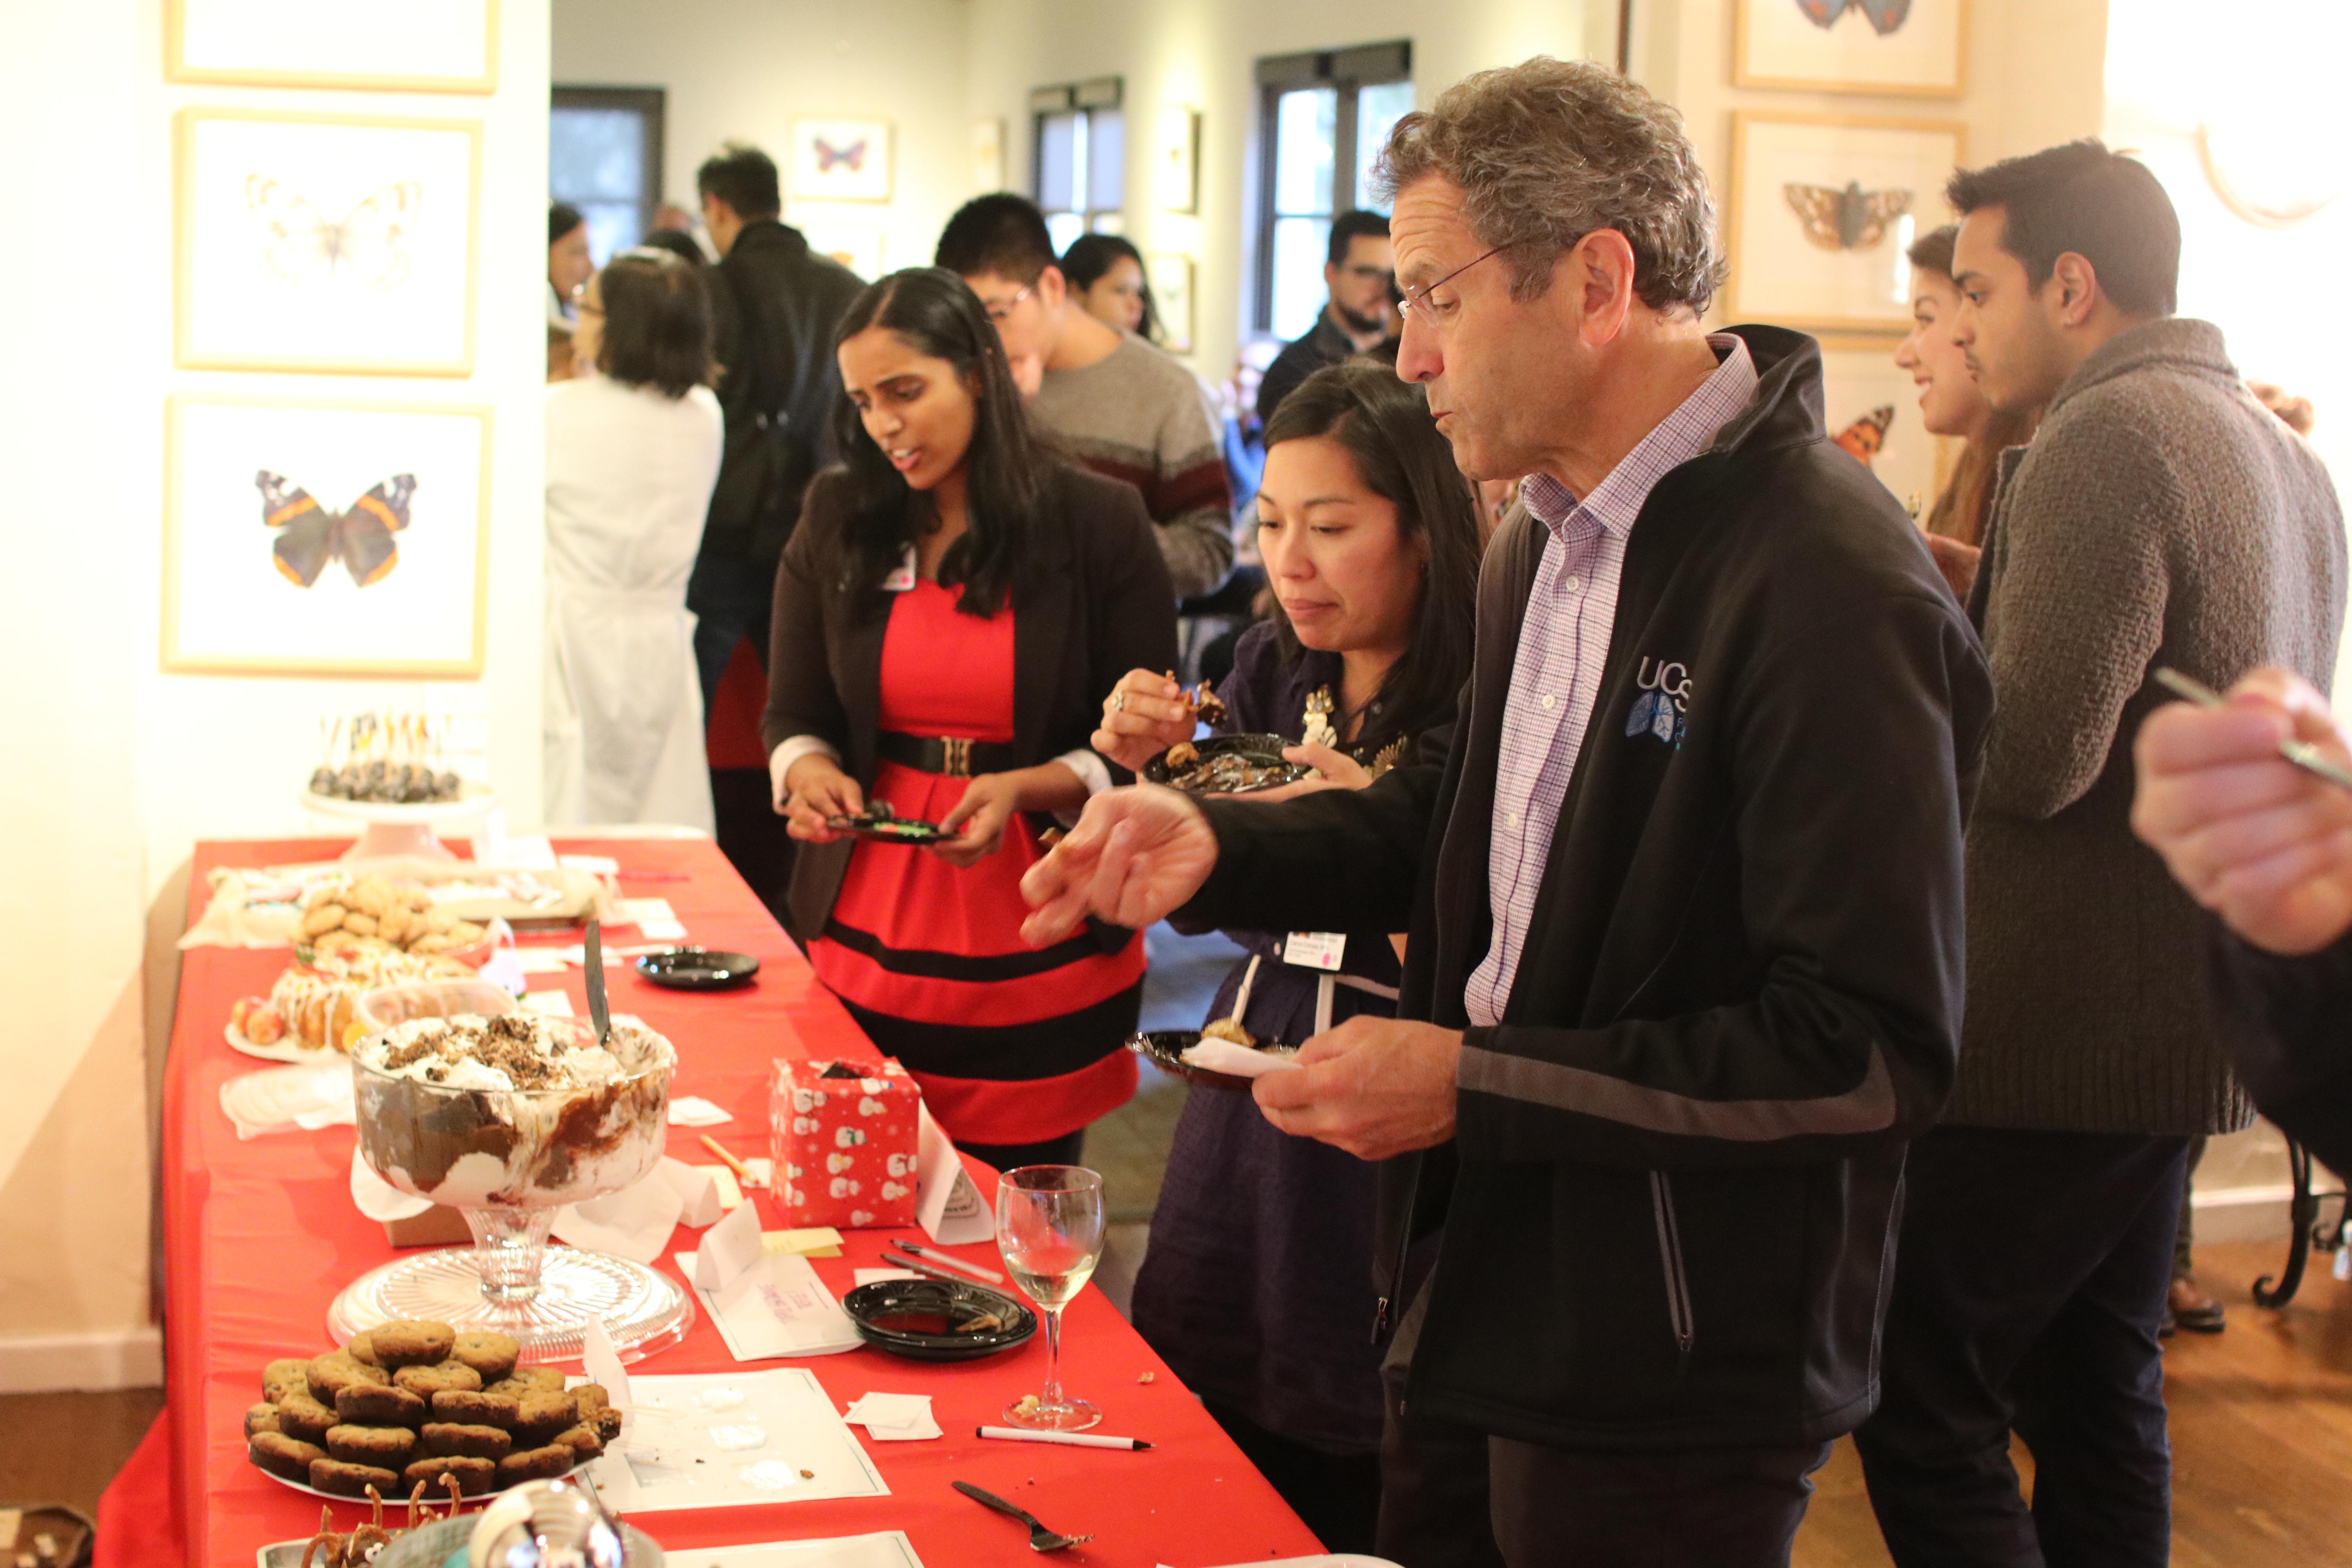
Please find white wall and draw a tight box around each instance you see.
[2102,0,2351,687]
[964,0,1623,385]
[0,0,157,1381]
[553,0,974,290]
[0,0,551,1386]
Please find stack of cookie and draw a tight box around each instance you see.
[243,1319,622,1498]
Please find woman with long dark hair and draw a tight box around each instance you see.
[1059,232,1158,343]
[1896,224,2041,598]
[1091,358,1482,1551]
[762,267,1178,1169]
[544,247,722,832]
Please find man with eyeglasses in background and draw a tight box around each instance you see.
[936,194,1234,600]
[1022,58,1990,1566]
[1256,209,1400,421]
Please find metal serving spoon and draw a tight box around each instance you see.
[584,917,612,1046]
[952,1480,1094,1552]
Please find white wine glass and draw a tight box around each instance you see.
[995,1165,1106,1431]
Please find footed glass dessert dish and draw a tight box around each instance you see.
[328,1004,693,1363]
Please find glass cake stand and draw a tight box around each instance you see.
[326,1225,693,1365]
[299,783,497,862]
[337,1004,692,1363]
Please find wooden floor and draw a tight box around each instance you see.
[10,1240,2352,1559]
[0,1385,163,1521]
[1795,1237,2352,1566]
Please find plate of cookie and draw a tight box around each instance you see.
[1143,734,1315,796]
[244,1319,621,1503]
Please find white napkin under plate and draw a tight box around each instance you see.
[220,1062,356,1140]
[1178,1040,1303,1079]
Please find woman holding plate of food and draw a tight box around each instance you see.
[1092,358,1481,1550]
[762,266,1178,1171]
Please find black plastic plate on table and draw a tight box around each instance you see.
[826,810,952,844]
[635,947,762,991]
[843,1277,1037,1362]
[1142,733,1314,795]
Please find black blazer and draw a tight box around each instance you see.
[703,221,867,563]
[762,463,1179,941]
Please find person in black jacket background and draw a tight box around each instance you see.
[1021,58,1992,1568]
[691,142,866,706]
[2135,667,2352,1177]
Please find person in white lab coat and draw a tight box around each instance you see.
[544,247,725,832]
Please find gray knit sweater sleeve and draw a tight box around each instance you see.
[1976,412,2174,820]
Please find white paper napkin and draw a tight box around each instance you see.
[552,1167,688,1264]
[349,1146,434,1221]
[676,1247,864,1359]
[668,1097,734,1127]
[660,1159,728,1227]
[219,1062,356,1139]
[1178,1039,1303,1078]
[843,1392,941,1441]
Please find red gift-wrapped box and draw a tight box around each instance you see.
[769,1058,922,1228]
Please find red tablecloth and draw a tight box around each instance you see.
[107,837,1320,1566]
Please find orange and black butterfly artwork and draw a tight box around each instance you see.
[1784,181,1914,252]
[1797,0,1911,33]
[256,470,417,589]
[1833,405,1896,467]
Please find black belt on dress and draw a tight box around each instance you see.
[875,730,1018,778]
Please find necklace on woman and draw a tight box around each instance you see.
[1302,686,1339,749]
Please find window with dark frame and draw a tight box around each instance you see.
[550,85,666,267]
[1029,77,1125,258]
[1252,42,1412,342]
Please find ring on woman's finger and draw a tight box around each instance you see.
[1111,689,1127,713]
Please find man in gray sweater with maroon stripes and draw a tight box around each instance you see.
[1853,142,2346,1567]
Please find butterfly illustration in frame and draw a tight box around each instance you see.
[1795,0,1913,33]
[811,137,869,175]
[256,470,417,589]
[244,174,421,290]
[1833,405,1896,466]
[1784,181,1913,252]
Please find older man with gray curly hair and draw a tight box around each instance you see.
[1027,57,1991,1566]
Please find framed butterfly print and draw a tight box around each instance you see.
[165,0,497,93]
[1725,111,1966,334]
[789,118,893,204]
[162,396,492,677]
[1734,0,1967,96]
[175,109,481,376]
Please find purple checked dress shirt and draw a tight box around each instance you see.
[1463,336,1760,1028]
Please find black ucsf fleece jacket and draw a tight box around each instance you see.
[1182,326,1995,1451]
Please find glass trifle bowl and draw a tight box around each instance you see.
[326,989,694,1363]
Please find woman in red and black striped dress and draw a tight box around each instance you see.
[762,267,1178,1169]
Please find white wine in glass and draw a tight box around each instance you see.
[995,1165,1106,1432]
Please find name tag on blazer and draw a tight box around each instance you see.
[1284,931,1346,971]
[880,544,917,593]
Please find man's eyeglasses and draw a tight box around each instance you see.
[1340,264,1397,286]
[1396,242,1524,319]
[979,284,1035,324]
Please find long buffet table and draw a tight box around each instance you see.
[100,836,1322,1566]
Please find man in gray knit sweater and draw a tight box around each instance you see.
[1854,142,2347,1566]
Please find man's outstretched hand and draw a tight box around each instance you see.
[1019,786,1220,946]
[2133,666,2352,955]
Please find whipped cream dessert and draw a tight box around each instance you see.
[354,1013,674,1208]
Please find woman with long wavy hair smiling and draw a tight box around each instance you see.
[761,267,1178,1169]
